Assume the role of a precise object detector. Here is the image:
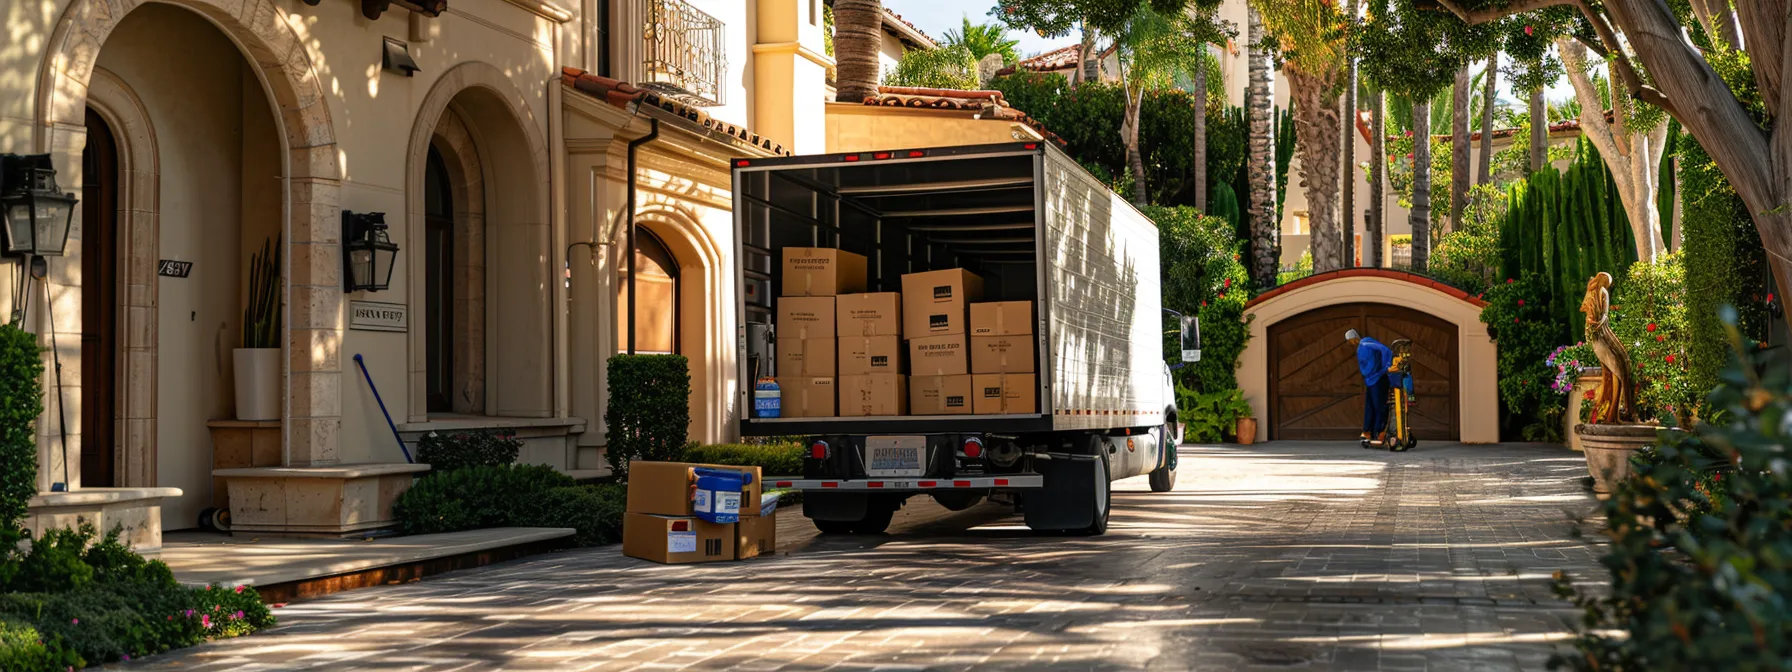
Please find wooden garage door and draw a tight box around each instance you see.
[1268,303,1459,441]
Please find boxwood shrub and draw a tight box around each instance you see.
[605,354,690,478]
[393,464,626,546]
[415,430,521,472]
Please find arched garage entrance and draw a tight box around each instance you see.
[1268,303,1458,440]
[1239,270,1498,444]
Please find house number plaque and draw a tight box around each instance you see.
[157,260,193,278]
[349,301,408,333]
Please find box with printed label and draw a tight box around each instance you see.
[776,337,836,377]
[782,248,867,297]
[970,301,1035,336]
[625,461,763,517]
[973,374,1039,415]
[836,292,903,337]
[777,376,836,417]
[910,374,974,415]
[900,269,984,337]
[971,335,1036,374]
[839,335,901,376]
[775,296,835,340]
[839,374,907,416]
[735,492,781,560]
[909,335,969,376]
[623,513,735,564]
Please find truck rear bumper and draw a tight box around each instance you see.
[766,474,1044,492]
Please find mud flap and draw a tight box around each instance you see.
[1023,454,1098,530]
[803,492,869,522]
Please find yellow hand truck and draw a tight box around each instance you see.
[1362,338,1418,452]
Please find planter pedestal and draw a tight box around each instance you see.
[213,463,430,537]
[1575,423,1659,500]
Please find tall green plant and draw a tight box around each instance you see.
[1680,132,1771,406]
[1146,206,1252,394]
[604,354,691,478]
[241,237,281,349]
[0,324,42,539]
[1496,139,1636,345]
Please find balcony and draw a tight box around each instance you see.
[640,0,726,107]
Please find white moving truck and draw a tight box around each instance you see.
[732,142,1188,536]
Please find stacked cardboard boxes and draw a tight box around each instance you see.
[971,301,1038,415]
[902,269,983,414]
[776,248,868,417]
[623,461,777,563]
[837,292,905,416]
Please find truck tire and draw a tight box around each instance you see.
[1078,438,1111,535]
[1149,416,1179,493]
[814,519,855,535]
[852,504,894,534]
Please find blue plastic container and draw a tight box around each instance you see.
[692,467,755,524]
[754,376,781,418]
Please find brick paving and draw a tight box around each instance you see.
[115,442,1608,671]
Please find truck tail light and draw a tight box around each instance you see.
[734,159,751,167]
[907,150,926,158]
[961,437,984,459]
[809,441,830,460]
[873,151,893,160]
[844,154,861,162]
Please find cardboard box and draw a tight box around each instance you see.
[909,335,969,376]
[971,335,1037,374]
[836,292,903,337]
[783,248,867,297]
[778,376,836,417]
[839,374,908,416]
[626,461,763,517]
[777,337,836,377]
[973,374,1039,414]
[736,492,781,560]
[623,513,735,564]
[839,335,902,376]
[776,296,835,341]
[911,374,974,415]
[971,301,1035,336]
[901,269,984,337]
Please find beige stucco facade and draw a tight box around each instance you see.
[1238,275,1499,444]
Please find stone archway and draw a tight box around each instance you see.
[1238,270,1499,444]
[35,0,343,471]
[629,206,727,444]
[404,62,552,422]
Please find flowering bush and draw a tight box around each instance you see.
[1609,255,1695,426]
[1482,274,1567,441]
[1546,343,1597,395]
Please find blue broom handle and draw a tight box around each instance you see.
[353,353,414,463]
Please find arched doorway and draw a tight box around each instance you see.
[1267,303,1460,440]
[619,228,681,355]
[80,107,119,488]
[424,146,455,413]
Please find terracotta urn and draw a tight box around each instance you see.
[1574,423,1660,499]
[1235,417,1257,446]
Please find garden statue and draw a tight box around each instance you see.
[1574,271,1658,500]
[1580,272,1639,423]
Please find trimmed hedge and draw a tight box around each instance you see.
[682,442,803,476]
[393,464,627,547]
[605,354,690,478]
[415,429,521,472]
[0,323,43,543]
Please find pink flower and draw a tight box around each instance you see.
[1524,25,1534,36]
[122,655,130,662]
[234,611,245,620]
[235,585,246,594]
[202,614,211,629]
[1517,299,1524,306]
[70,619,77,625]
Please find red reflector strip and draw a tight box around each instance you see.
[735,160,750,167]
[918,481,937,487]
[1023,143,1039,150]
[873,151,892,159]
[907,150,926,157]
[775,481,793,488]
[954,480,971,487]
[867,481,884,488]
[844,154,861,161]
[822,482,839,488]
[995,478,1009,486]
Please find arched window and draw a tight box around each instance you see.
[619,228,680,354]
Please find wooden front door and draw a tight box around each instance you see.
[1268,303,1459,441]
[81,107,119,487]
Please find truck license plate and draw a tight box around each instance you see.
[865,436,926,477]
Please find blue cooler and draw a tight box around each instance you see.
[692,468,754,524]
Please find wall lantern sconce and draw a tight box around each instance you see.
[382,37,421,76]
[1,154,77,261]
[342,210,399,293]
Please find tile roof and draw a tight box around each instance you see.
[560,67,791,156]
[1246,269,1488,309]
[881,7,937,49]
[861,85,1066,146]
[994,43,1119,77]
[1352,110,1583,145]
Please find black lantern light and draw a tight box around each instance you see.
[342,210,399,292]
[1,154,77,259]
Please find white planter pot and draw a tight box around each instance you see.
[233,348,282,421]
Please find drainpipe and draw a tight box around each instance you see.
[625,117,659,355]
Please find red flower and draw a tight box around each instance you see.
[1656,335,1665,342]
[1223,278,1232,288]
[1506,278,1515,284]
[1405,153,1414,160]
[1200,300,1207,308]
[1646,322,1657,332]
[1585,390,1595,400]
[1513,318,1520,323]
[1517,299,1524,306]
[1524,25,1534,36]
[1666,354,1676,363]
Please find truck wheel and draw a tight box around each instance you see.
[1149,416,1179,492]
[934,492,983,511]
[1148,465,1177,492]
[1078,436,1111,536]
[814,519,855,535]
[852,502,895,534]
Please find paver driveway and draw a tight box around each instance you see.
[118,442,1609,671]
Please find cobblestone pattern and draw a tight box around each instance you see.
[115,442,1608,671]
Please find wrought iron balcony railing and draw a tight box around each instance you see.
[640,0,726,107]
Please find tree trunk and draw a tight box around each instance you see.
[1247,7,1279,288]
[1689,0,1742,49]
[832,0,883,103]
[1342,53,1358,266]
[1123,87,1148,206]
[1451,66,1471,231]
[1559,39,1669,260]
[1368,89,1384,268]
[1478,54,1496,185]
[1194,45,1209,213]
[1080,25,1100,84]
[1290,68,1345,273]
[1528,87,1547,173]
[1411,97,1432,272]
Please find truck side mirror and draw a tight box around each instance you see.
[1181,315,1200,362]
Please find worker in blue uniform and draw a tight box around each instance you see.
[1346,329,1394,443]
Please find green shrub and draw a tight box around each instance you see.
[605,354,691,478]
[1482,273,1567,441]
[682,443,803,476]
[514,485,627,547]
[1181,388,1251,443]
[394,464,574,536]
[1609,255,1695,425]
[415,430,521,473]
[8,525,95,593]
[1553,316,1791,669]
[1679,133,1772,410]
[0,619,57,671]
[1431,183,1507,296]
[0,324,43,543]
[1145,206,1253,395]
[189,584,276,639]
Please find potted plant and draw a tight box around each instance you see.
[234,236,281,421]
[1229,392,1258,446]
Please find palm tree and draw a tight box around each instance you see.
[1245,6,1278,287]
[1113,6,1211,206]
[833,0,883,103]
[1368,86,1384,267]
[1476,54,1495,185]
[1450,65,1469,231]
[1252,0,1350,274]
[1410,96,1431,272]
[944,17,1021,66]
[1193,41,1209,212]
[1528,87,1546,172]
[1341,0,1360,267]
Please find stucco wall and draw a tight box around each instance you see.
[1238,274,1499,444]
